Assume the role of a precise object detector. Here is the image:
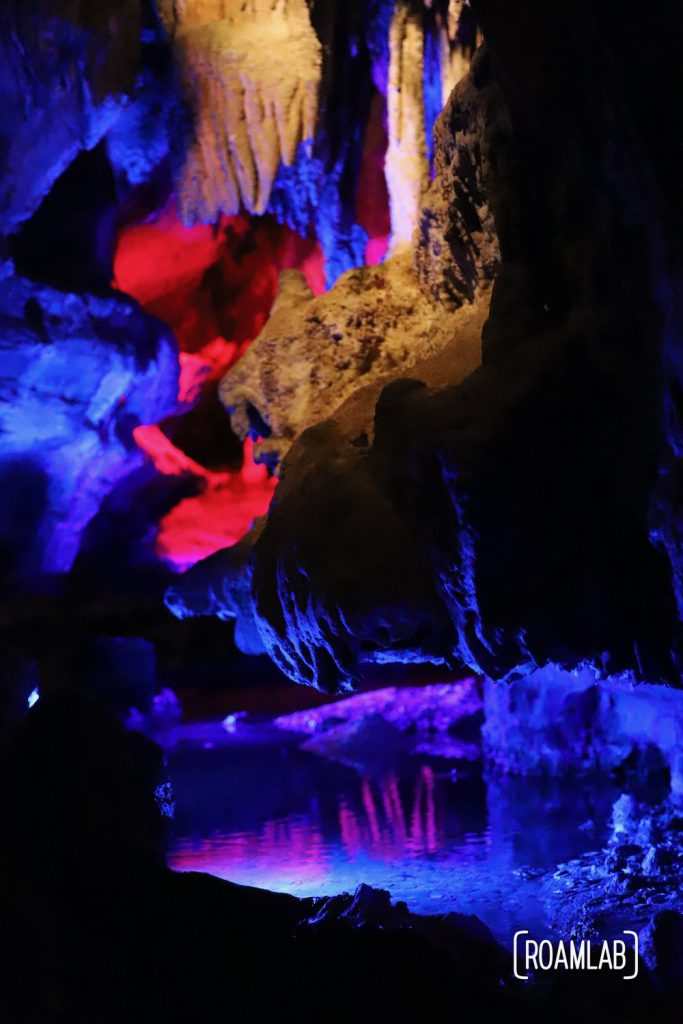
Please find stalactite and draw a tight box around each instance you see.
[157,0,321,224]
[440,0,472,105]
[385,2,430,253]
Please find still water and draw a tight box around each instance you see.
[165,719,619,944]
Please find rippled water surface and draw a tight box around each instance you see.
[166,720,619,943]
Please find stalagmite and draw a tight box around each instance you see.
[156,0,321,224]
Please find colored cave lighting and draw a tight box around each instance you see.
[113,186,389,569]
[27,687,40,709]
[113,202,326,353]
[170,767,442,888]
[133,425,275,571]
[222,712,248,733]
[113,201,328,568]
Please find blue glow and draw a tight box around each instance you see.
[154,780,175,820]
[366,0,394,93]
[27,687,39,708]
[268,142,368,288]
[165,714,620,944]
[423,25,442,167]
[267,142,322,236]
[222,711,247,733]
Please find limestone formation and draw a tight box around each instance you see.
[219,253,482,468]
[219,53,501,469]
[415,55,500,306]
[439,1,472,107]
[385,2,429,253]
[170,0,683,696]
[385,0,476,254]
[169,51,505,682]
[157,0,321,223]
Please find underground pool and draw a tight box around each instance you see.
[164,695,622,945]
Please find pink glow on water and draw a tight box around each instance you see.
[338,768,441,861]
[171,816,331,890]
[170,759,449,895]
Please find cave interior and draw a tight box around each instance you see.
[2,0,683,1020]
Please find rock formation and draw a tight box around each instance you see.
[153,0,476,282]
[219,50,500,469]
[169,1,683,698]
[219,253,484,469]
[168,45,506,684]
[157,0,321,223]
[0,0,141,238]
[385,1,429,253]
[0,272,179,580]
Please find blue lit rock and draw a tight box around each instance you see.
[0,0,142,237]
[544,795,683,944]
[482,667,683,944]
[164,523,267,656]
[0,272,179,580]
[482,668,683,794]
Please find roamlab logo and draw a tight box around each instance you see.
[513,931,639,981]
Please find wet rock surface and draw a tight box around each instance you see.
[545,796,683,950]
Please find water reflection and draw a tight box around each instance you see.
[338,767,443,859]
[167,722,618,942]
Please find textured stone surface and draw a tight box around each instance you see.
[483,668,683,792]
[0,272,178,579]
[208,0,683,693]
[219,53,501,470]
[385,1,429,252]
[165,519,267,655]
[219,252,486,469]
[157,0,321,223]
[169,49,505,686]
[0,0,141,237]
[275,679,482,765]
[544,796,683,948]
[415,51,501,306]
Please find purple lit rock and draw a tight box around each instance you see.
[275,680,482,765]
